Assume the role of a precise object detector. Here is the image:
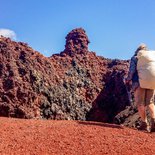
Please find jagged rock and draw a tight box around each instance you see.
[61,28,90,57]
[0,29,133,126]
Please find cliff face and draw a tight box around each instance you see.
[0,28,132,124]
[0,37,57,118]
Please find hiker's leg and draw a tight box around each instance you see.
[134,87,147,122]
[146,89,155,131]
[148,103,155,131]
[146,89,155,118]
[148,103,155,118]
[137,105,147,122]
[136,104,148,130]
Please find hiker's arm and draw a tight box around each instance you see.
[126,56,137,82]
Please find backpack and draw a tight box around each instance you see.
[137,50,155,89]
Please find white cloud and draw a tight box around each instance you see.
[0,29,16,40]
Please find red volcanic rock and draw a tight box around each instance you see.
[0,36,57,118]
[87,60,131,123]
[61,28,90,56]
[0,29,137,127]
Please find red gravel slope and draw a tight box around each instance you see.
[0,117,155,155]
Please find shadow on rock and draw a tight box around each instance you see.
[86,69,131,123]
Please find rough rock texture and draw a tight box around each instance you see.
[62,28,90,56]
[87,62,130,123]
[0,37,57,118]
[0,28,137,126]
[114,105,139,128]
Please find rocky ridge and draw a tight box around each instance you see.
[0,28,139,127]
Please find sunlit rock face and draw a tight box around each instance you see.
[0,29,136,127]
[62,28,90,56]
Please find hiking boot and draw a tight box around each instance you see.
[137,121,148,131]
[150,118,155,132]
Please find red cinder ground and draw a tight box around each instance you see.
[0,117,155,155]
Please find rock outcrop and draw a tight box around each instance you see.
[62,28,89,56]
[0,28,137,126]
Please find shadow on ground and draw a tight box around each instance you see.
[78,121,124,129]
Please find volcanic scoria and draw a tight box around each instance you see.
[0,28,140,128]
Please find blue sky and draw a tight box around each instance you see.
[0,0,155,60]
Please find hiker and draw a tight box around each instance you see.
[125,44,155,132]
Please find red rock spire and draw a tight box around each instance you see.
[63,28,90,56]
